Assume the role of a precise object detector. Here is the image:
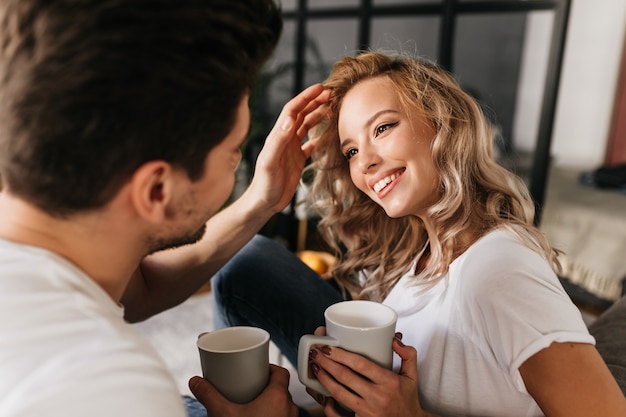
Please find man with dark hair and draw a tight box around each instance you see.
[0,1,328,416]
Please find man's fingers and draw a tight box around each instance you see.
[188,375,226,413]
[296,105,330,141]
[261,84,328,158]
[275,84,329,135]
[302,140,315,159]
[189,367,291,405]
[296,89,331,122]
[286,83,327,115]
[268,364,291,390]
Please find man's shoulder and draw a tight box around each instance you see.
[0,282,185,417]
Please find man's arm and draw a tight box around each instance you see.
[122,189,278,322]
[122,84,329,322]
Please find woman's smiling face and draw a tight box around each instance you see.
[338,76,440,218]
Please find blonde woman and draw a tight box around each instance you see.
[212,52,626,417]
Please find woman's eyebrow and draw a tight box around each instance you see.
[365,109,399,129]
[340,109,400,148]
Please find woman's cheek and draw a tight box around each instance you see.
[350,171,369,196]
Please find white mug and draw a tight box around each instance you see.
[197,326,270,404]
[297,300,398,397]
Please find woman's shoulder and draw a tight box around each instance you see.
[464,227,543,261]
[451,227,556,293]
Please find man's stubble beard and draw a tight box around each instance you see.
[147,222,207,255]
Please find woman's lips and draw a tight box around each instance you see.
[371,168,405,194]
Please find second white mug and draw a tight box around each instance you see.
[297,300,398,397]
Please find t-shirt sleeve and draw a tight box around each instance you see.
[457,233,595,392]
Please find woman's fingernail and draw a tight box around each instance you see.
[281,116,293,131]
[320,345,331,355]
[316,393,327,405]
[311,363,320,375]
[394,335,405,347]
[309,349,317,359]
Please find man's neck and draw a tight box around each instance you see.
[0,192,143,301]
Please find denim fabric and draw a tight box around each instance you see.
[212,234,346,368]
[184,389,314,416]
[183,396,208,417]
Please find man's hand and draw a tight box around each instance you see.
[245,83,330,216]
[122,84,329,322]
[189,364,299,417]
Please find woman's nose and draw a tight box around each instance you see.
[357,143,381,173]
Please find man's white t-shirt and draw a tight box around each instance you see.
[0,239,186,417]
[383,229,594,417]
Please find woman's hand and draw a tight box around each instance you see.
[189,364,298,417]
[306,332,437,417]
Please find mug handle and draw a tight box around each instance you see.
[297,335,340,397]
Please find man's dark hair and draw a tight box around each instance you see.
[0,0,282,216]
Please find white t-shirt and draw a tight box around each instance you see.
[0,239,186,417]
[383,229,594,417]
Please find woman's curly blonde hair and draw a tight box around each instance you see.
[307,51,560,301]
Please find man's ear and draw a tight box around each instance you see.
[128,161,175,223]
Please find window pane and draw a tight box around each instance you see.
[305,19,359,86]
[373,0,440,5]
[260,20,297,117]
[453,12,527,160]
[511,11,554,157]
[309,0,360,9]
[248,20,297,171]
[280,0,297,12]
[458,0,534,2]
[370,16,440,62]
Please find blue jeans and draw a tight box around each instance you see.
[183,395,208,417]
[212,234,346,368]
[183,395,316,417]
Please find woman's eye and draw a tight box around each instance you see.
[375,121,399,137]
[343,148,358,161]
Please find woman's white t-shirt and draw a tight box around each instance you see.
[383,229,594,417]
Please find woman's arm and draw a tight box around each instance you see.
[520,341,626,417]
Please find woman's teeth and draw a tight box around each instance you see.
[373,172,401,193]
